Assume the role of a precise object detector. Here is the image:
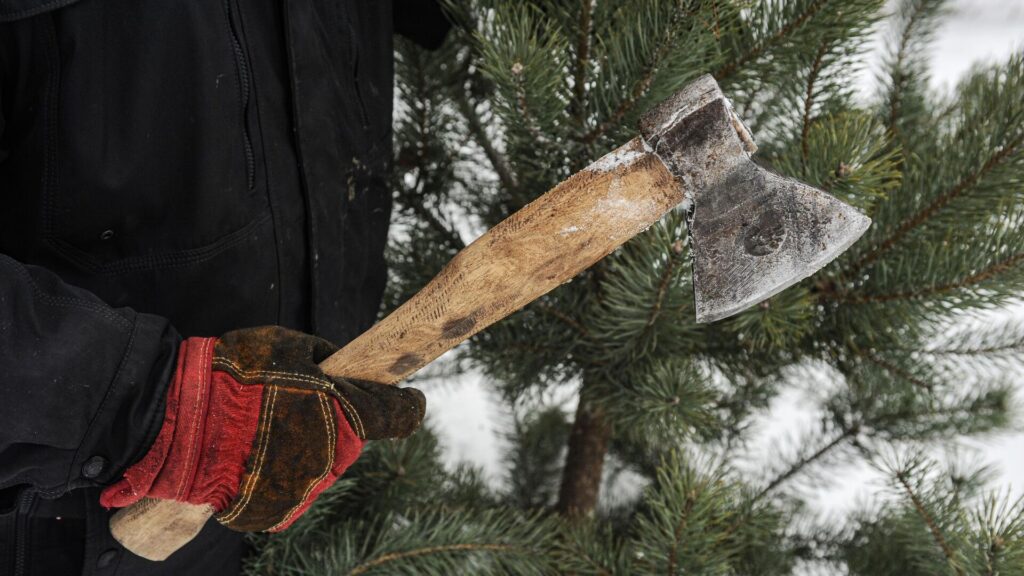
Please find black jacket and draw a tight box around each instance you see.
[0,1,447,574]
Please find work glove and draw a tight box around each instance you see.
[100,326,425,532]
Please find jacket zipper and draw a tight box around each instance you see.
[224,0,256,190]
[13,490,33,576]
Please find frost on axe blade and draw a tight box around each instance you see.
[639,75,871,323]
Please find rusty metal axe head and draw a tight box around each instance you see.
[639,75,871,323]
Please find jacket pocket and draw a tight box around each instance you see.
[42,1,270,272]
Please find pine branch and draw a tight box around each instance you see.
[580,214,694,361]
[476,3,571,156]
[884,0,947,134]
[633,249,685,355]
[752,426,858,504]
[579,34,675,145]
[801,42,830,167]
[505,406,571,510]
[838,251,1024,304]
[553,522,627,575]
[666,492,698,575]
[392,40,465,258]
[454,90,520,192]
[348,544,517,575]
[589,356,717,446]
[572,0,593,130]
[408,197,466,253]
[895,470,964,576]
[255,507,556,575]
[849,134,1023,275]
[887,1,926,131]
[862,351,934,391]
[536,302,590,338]
[714,0,830,82]
[975,493,1024,576]
[926,343,1024,358]
[515,75,551,145]
[580,559,613,576]
[844,457,1024,574]
[632,451,791,574]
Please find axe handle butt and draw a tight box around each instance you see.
[110,136,683,560]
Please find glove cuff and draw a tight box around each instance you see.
[100,337,218,508]
[102,328,368,533]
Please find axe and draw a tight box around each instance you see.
[110,74,870,560]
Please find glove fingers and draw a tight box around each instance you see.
[307,335,342,365]
[214,327,425,439]
[215,326,340,387]
[331,379,425,440]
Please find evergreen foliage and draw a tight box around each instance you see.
[248,1,1024,573]
[841,454,1024,575]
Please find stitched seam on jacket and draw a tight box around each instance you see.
[47,212,272,275]
[3,257,133,328]
[63,316,139,489]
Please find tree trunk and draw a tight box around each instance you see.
[556,391,612,519]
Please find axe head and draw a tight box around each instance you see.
[639,75,871,323]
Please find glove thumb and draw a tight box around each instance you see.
[329,378,426,440]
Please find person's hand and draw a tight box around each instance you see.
[100,326,425,532]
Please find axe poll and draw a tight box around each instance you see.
[110,74,870,560]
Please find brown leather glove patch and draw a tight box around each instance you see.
[216,386,338,532]
[208,326,425,531]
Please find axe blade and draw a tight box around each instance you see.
[689,166,871,323]
[640,75,871,323]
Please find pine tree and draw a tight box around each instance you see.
[246,1,1024,573]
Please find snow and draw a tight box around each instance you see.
[585,141,648,173]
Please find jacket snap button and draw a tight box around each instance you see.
[82,456,107,479]
[97,548,119,568]
[100,229,114,240]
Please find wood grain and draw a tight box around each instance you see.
[109,136,684,560]
[109,499,214,561]
[320,137,682,383]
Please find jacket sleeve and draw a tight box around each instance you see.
[0,254,180,498]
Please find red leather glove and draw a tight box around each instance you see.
[100,326,425,532]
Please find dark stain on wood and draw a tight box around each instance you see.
[388,353,423,375]
[441,315,477,339]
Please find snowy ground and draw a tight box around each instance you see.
[419,0,1024,535]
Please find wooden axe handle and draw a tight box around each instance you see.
[109,137,683,560]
